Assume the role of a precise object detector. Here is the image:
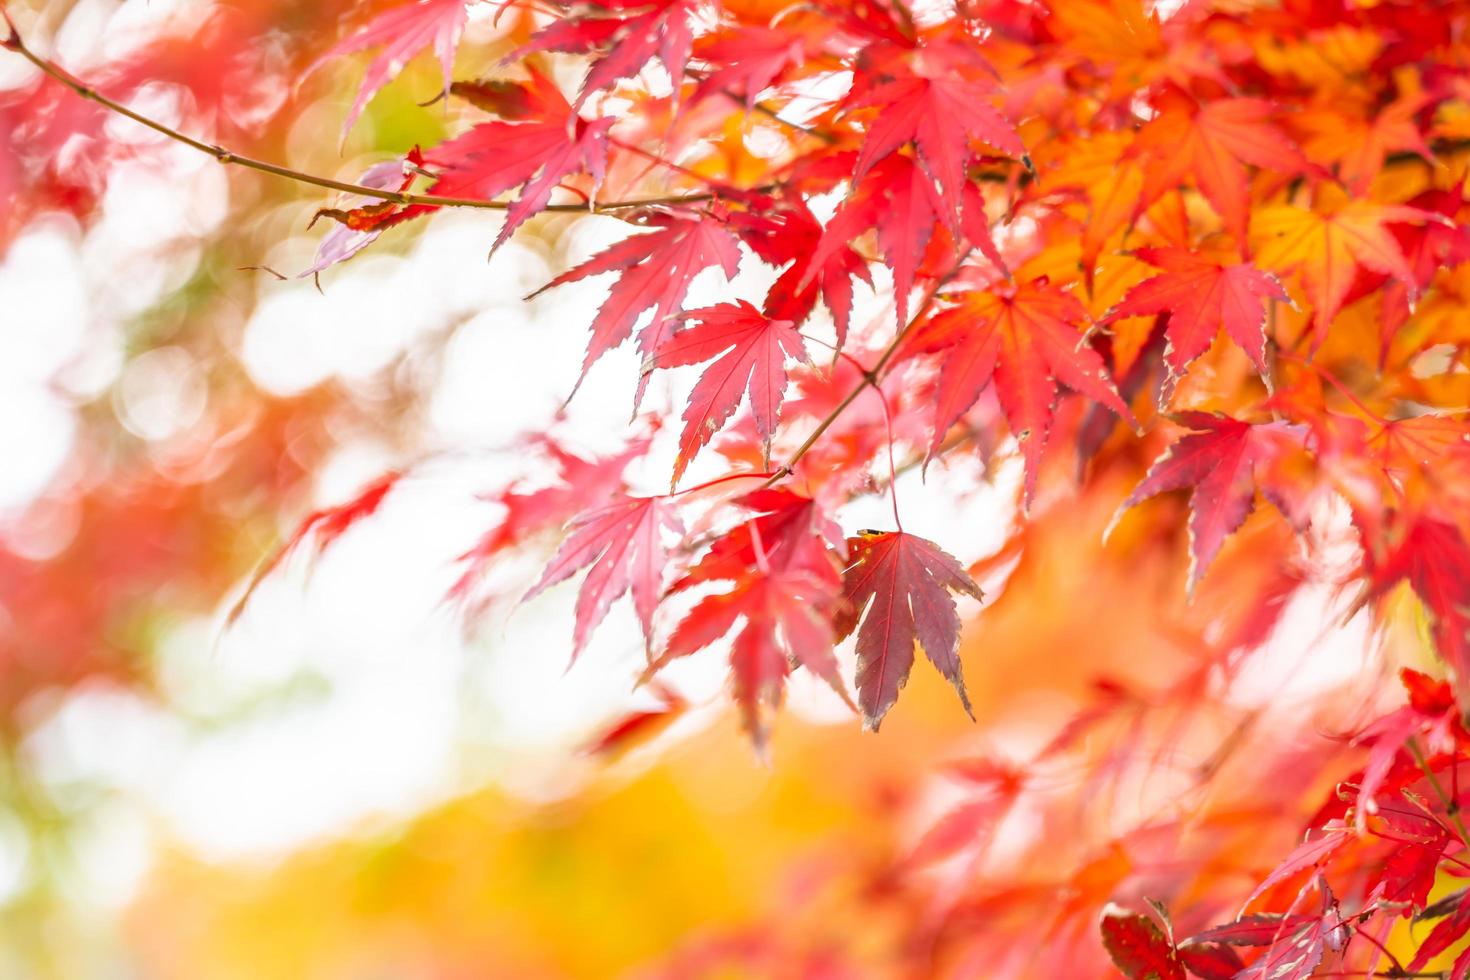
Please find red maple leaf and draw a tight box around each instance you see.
[671,488,847,593]
[661,564,846,749]
[909,278,1134,504]
[654,490,849,746]
[311,0,473,141]
[1252,200,1433,346]
[834,530,983,729]
[729,197,872,348]
[528,211,743,402]
[1104,247,1290,391]
[523,495,683,660]
[647,302,808,485]
[687,27,807,110]
[809,156,1002,328]
[424,69,612,252]
[847,69,1025,224]
[227,470,402,626]
[1099,905,1185,980]
[1115,412,1309,592]
[1408,892,1470,975]
[450,435,648,606]
[513,0,700,110]
[1132,89,1309,244]
[1366,516,1470,711]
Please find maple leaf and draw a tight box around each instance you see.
[671,488,847,593]
[1242,831,1350,909]
[654,490,849,747]
[1177,944,1245,980]
[661,564,845,749]
[227,471,402,626]
[647,301,808,485]
[1099,905,1185,980]
[528,211,743,402]
[687,27,806,110]
[1190,886,1350,980]
[312,0,473,141]
[1186,914,1319,948]
[425,69,612,252]
[1365,516,1470,712]
[910,279,1134,504]
[904,758,1023,867]
[1103,247,1290,390]
[1409,893,1470,975]
[1252,200,1432,346]
[834,531,983,729]
[1295,90,1435,193]
[1115,412,1309,592]
[809,155,1002,329]
[512,0,700,110]
[523,495,682,661]
[810,155,944,329]
[1133,89,1308,243]
[450,435,648,606]
[729,198,872,348]
[581,681,687,760]
[847,71,1025,223]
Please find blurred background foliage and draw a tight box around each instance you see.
[0,0,1448,977]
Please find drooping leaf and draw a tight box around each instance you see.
[312,0,473,141]
[654,490,849,747]
[425,69,612,251]
[660,563,845,749]
[512,0,700,110]
[647,301,808,485]
[529,211,743,403]
[523,495,683,661]
[834,531,983,729]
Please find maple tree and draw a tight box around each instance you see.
[4,0,1470,975]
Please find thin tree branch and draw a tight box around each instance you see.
[0,24,756,214]
[762,256,972,488]
[1407,736,1470,852]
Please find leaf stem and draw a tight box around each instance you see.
[1,25,760,214]
[1407,736,1470,852]
[762,256,971,488]
[668,471,779,497]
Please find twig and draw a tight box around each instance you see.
[0,25,760,214]
[761,255,972,488]
[1407,736,1470,852]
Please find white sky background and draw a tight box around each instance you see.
[0,0,1386,934]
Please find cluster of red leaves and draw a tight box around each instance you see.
[259,0,1470,970]
[7,0,1470,972]
[1102,670,1470,980]
[283,0,1470,743]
